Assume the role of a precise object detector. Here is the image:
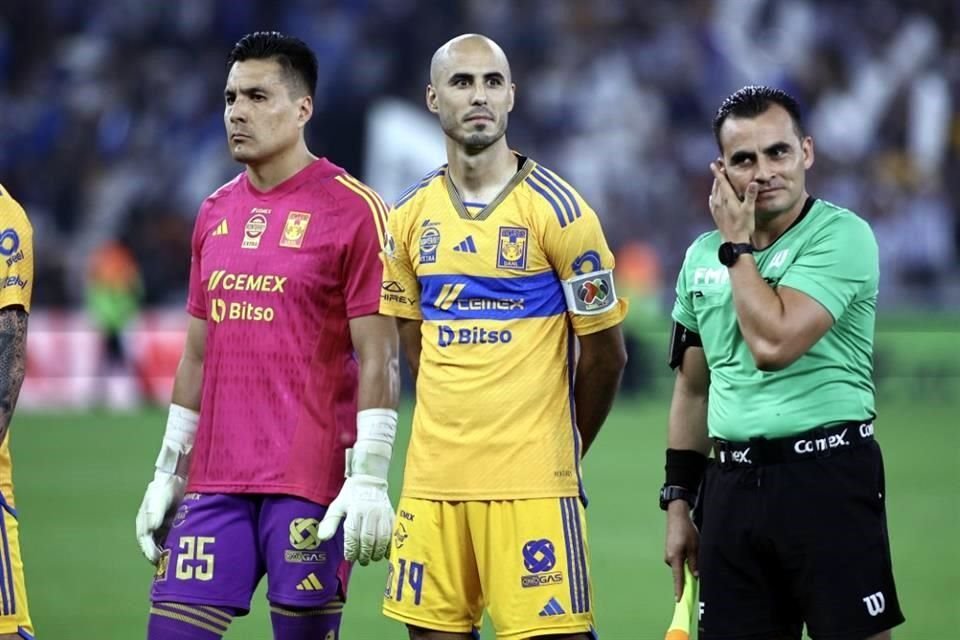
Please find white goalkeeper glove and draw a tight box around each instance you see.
[135,404,199,564]
[317,408,397,566]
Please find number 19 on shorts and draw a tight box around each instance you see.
[385,558,424,605]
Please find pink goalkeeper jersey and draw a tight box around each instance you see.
[184,158,388,505]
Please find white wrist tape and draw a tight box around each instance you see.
[348,408,398,480]
[155,404,200,478]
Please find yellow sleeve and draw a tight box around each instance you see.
[379,206,421,320]
[540,182,627,336]
[0,187,34,313]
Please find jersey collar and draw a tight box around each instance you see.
[444,153,534,221]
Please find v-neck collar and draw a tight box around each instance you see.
[444,155,534,221]
[755,196,817,252]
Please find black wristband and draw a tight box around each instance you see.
[665,448,709,492]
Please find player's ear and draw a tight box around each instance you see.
[801,136,815,170]
[426,85,439,114]
[297,95,313,128]
[507,82,515,113]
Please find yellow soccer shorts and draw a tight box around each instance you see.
[382,496,595,640]
[0,437,34,639]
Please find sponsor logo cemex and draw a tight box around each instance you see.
[434,283,466,311]
[433,282,524,312]
[793,428,850,455]
[208,270,287,293]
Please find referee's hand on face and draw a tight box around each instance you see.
[665,500,699,602]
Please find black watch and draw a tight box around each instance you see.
[659,485,697,511]
[717,241,755,267]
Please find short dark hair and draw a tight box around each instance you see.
[712,85,804,150]
[227,31,318,98]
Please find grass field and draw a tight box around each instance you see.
[10,391,959,639]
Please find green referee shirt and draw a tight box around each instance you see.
[671,198,879,440]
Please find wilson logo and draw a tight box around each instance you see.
[862,592,886,617]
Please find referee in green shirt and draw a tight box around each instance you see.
[662,86,904,640]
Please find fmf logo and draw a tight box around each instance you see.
[578,278,609,308]
[693,267,729,286]
[437,325,512,347]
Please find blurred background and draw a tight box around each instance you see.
[2,0,957,638]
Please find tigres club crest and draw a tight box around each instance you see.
[154,549,171,582]
[497,226,528,270]
[280,211,311,248]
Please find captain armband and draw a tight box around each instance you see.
[561,269,618,316]
[668,321,702,370]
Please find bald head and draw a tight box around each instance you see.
[430,34,511,86]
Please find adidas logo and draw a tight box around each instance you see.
[295,573,324,591]
[212,219,229,236]
[539,597,565,617]
[453,236,477,253]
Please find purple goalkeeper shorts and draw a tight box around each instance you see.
[150,493,351,611]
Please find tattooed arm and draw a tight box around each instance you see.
[0,306,28,443]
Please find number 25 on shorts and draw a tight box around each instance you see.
[175,536,216,581]
[385,558,425,605]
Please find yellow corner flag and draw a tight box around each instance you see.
[665,563,697,640]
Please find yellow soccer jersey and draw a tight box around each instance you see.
[0,185,33,313]
[381,156,628,500]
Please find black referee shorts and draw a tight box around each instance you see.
[697,432,904,639]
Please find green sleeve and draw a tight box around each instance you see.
[778,214,878,320]
[670,246,699,331]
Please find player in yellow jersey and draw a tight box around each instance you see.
[0,184,36,640]
[379,35,628,640]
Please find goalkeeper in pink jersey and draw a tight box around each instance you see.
[134,32,399,640]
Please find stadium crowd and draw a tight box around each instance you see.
[1,0,956,309]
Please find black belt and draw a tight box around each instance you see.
[713,420,875,468]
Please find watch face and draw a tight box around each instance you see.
[718,242,752,266]
[718,243,734,266]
